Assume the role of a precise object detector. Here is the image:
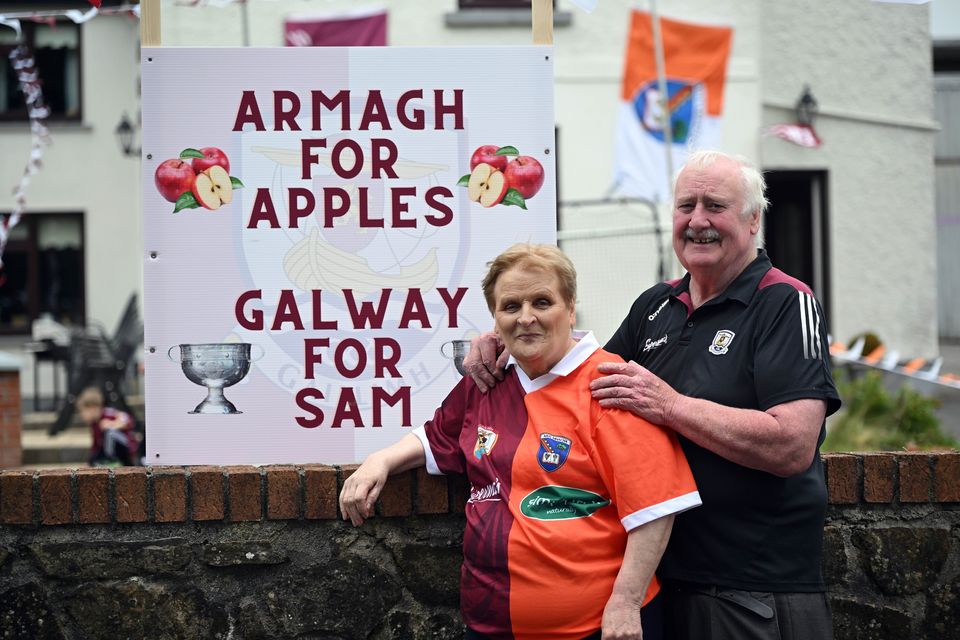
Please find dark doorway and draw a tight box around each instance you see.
[763,170,831,326]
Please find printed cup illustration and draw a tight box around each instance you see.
[154,147,244,214]
[168,343,259,414]
[441,339,472,376]
[457,145,545,210]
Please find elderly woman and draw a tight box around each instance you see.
[339,243,700,640]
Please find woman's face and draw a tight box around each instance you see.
[492,264,575,379]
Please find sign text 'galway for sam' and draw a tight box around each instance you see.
[142,46,555,464]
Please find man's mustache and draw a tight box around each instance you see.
[684,229,721,241]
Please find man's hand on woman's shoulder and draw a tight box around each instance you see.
[464,332,509,393]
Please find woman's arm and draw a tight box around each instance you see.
[601,514,674,639]
[338,433,426,526]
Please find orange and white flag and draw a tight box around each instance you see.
[613,11,732,201]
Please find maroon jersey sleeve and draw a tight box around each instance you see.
[415,376,473,475]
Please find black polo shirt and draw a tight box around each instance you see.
[605,250,841,592]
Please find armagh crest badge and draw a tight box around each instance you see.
[708,329,735,355]
[474,425,498,461]
[537,433,572,472]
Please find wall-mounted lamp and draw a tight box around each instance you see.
[795,85,818,127]
[115,112,140,157]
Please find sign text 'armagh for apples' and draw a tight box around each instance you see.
[142,47,555,465]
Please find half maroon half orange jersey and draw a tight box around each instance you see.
[413,333,700,640]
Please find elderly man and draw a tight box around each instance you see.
[465,150,841,640]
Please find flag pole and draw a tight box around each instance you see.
[241,0,251,46]
[649,0,673,195]
[141,0,160,47]
[649,0,678,278]
[532,0,554,44]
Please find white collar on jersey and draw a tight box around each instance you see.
[508,329,599,394]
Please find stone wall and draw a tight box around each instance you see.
[823,452,960,639]
[0,453,957,639]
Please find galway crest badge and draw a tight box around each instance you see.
[537,433,572,472]
[474,425,498,461]
[708,329,735,355]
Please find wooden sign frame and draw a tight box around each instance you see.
[138,0,553,47]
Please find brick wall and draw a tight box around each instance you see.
[0,464,462,526]
[0,452,957,639]
[0,370,20,469]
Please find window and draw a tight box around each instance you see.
[0,19,82,122]
[459,0,540,7]
[447,0,571,28]
[0,213,85,334]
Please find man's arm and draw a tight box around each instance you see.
[590,361,826,477]
[462,332,509,393]
[601,514,674,640]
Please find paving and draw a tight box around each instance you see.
[13,396,144,470]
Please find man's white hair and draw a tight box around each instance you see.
[674,150,770,246]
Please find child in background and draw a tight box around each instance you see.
[76,387,137,467]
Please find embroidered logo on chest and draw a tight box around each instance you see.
[647,298,670,321]
[537,433,572,472]
[468,478,502,503]
[474,425,498,460]
[643,334,669,352]
[708,329,736,355]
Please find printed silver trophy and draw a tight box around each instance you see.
[168,343,253,414]
[441,339,472,376]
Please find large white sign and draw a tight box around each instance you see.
[142,47,556,465]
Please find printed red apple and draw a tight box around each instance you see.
[154,159,197,203]
[467,163,508,208]
[504,156,545,199]
[192,165,234,210]
[469,145,508,172]
[191,147,230,175]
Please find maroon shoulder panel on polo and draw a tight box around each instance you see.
[758,267,813,294]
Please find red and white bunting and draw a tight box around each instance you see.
[175,0,246,6]
[0,3,138,27]
[0,17,20,38]
[65,8,100,24]
[2,46,52,266]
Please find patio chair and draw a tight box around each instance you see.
[48,294,143,436]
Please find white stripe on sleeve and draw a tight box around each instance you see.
[620,491,702,531]
[798,291,810,360]
[412,426,443,476]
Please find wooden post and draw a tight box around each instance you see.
[532,0,553,45]
[141,0,161,47]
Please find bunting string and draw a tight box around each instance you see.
[1,46,52,267]
[0,3,140,34]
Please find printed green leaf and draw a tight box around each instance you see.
[501,189,527,210]
[230,176,244,189]
[179,148,205,159]
[457,174,471,187]
[173,191,200,213]
[495,146,519,156]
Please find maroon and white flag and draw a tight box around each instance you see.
[764,123,821,148]
[285,7,387,47]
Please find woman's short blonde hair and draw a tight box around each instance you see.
[481,243,577,313]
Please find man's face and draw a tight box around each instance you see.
[672,158,760,278]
